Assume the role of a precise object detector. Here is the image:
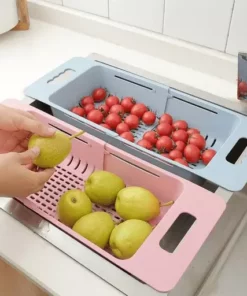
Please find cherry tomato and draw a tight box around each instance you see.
[187,128,200,135]
[87,109,104,124]
[201,149,216,165]
[92,88,107,102]
[156,136,173,152]
[98,104,110,117]
[105,113,122,130]
[156,123,173,136]
[169,150,183,160]
[121,97,136,113]
[188,134,206,150]
[84,104,95,115]
[110,104,125,116]
[161,153,172,159]
[100,123,111,130]
[80,96,94,106]
[172,130,189,143]
[124,114,139,129]
[173,120,188,131]
[184,144,201,163]
[143,131,158,146]
[174,158,189,167]
[159,113,173,125]
[174,141,186,152]
[105,96,120,108]
[120,131,134,142]
[116,123,130,135]
[131,103,148,118]
[71,106,85,117]
[142,111,156,126]
[238,81,247,95]
[137,139,153,150]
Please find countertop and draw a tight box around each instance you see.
[0,19,240,296]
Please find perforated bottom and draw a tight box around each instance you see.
[28,159,123,224]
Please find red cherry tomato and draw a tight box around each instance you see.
[201,149,216,165]
[169,150,183,160]
[173,120,188,131]
[124,114,139,129]
[174,141,186,152]
[172,130,189,143]
[156,123,173,136]
[84,104,95,115]
[137,139,153,150]
[105,113,122,130]
[110,104,125,116]
[188,134,206,150]
[121,97,136,113]
[159,113,173,125]
[142,111,156,126]
[238,81,247,95]
[80,96,94,106]
[143,131,158,146]
[71,106,85,117]
[120,131,135,142]
[174,158,189,167]
[161,153,172,159]
[98,104,110,117]
[92,88,107,102]
[130,103,148,118]
[116,123,130,135]
[187,128,200,135]
[184,144,201,163]
[87,110,104,124]
[156,136,173,152]
[105,96,120,108]
[100,123,111,130]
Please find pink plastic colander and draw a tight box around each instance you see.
[3,99,226,292]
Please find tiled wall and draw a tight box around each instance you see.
[44,0,247,56]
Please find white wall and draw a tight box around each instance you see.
[43,0,246,56]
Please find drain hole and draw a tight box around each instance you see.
[74,159,81,170]
[67,156,73,166]
[226,138,247,164]
[205,135,208,141]
[211,139,216,147]
[81,163,88,174]
[160,213,196,253]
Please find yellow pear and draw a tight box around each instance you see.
[28,130,83,168]
[115,186,160,221]
[57,189,92,227]
[110,219,152,259]
[72,212,115,249]
[85,171,125,206]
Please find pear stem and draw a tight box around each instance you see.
[160,201,174,207]
[68,130,84,140]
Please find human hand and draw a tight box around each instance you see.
[0,104,55,153]
[0,148,55,198]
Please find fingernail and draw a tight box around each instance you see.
[31,147,40,156]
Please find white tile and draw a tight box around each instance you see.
[44,0,62,4]
[63,0,108,18]
[163,0,234,51]
[226,0,247,55]
[109,0,165,33]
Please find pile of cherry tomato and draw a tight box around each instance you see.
[71,87,216,167]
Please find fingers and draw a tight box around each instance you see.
[17,116,56,137]
[35,168,55,186]
[18,147,40,165]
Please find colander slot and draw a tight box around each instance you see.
[159,213,196,253]
[226,138,247,164]
[172,96,218,114]
[211,139,217,147]
[114,75,153,91]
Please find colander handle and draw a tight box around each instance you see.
[24,57,96,101]
[132,182,226,292]
[201,119,247,191]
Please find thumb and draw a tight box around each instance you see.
[19,147,40,165]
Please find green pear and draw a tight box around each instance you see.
[73,212,115,249]
[110,219,152,259]
[85,171,125,206]
[57,189,92,227]
[28,130,83,168]
[115,187,160,221]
